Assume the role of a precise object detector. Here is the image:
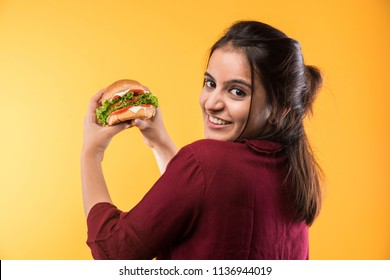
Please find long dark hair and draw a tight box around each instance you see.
[209,21,323,225]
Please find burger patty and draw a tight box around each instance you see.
[109,96,140,111]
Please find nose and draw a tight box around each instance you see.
[204,90,224,113]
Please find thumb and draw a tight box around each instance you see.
[106,121,132,137]
[132,118,148,130]
[132,119,141,127]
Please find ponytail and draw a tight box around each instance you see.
[286,133,323,225]
[286,65,323,226]
[303,65,322,115]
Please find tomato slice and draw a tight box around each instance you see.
[110,107,129,115]
[131,88,146,94]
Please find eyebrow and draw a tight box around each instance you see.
[204,72,252,90]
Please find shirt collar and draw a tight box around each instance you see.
[239,139,285,154]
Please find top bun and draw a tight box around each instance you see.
[100,79,149,103]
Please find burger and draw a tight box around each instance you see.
[96,79,158,126]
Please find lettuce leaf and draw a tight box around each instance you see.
[96,92,159,125]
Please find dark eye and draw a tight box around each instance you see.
[230,88,246,97]
[204,78,216,89]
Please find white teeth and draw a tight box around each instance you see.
[209,116,229,125]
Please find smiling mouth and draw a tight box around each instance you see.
[209,115,232,125]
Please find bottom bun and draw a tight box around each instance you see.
[107,106,156,126]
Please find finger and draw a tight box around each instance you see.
[129,119,136,127]
[132,119,141,127]
[86,88,107,123]
[92,87,107,104]
[132,118,151,130]
[88,88,106,111]
[105,121,132,137]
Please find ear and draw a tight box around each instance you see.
[266,104,277,125]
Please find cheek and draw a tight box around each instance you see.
[199,90,206,109]
[229,101,250,124]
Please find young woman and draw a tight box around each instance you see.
[81,20,323,259]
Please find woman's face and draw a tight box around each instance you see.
[200,47,271,141]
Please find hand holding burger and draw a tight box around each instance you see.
[84,78,177,175]
[96,79,158,126]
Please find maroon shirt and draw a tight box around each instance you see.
[86,139,309,259]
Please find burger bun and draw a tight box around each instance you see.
[107,106,156,126]
[101,79,149,103]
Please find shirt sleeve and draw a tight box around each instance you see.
[86,145,205,259]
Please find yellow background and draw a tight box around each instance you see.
[0,0,389,259]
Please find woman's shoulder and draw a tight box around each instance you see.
[189,138,232,148]
[182,139,285,156]
[182,139,237,156]
[168,140,233,168]
[170,139,285,171]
